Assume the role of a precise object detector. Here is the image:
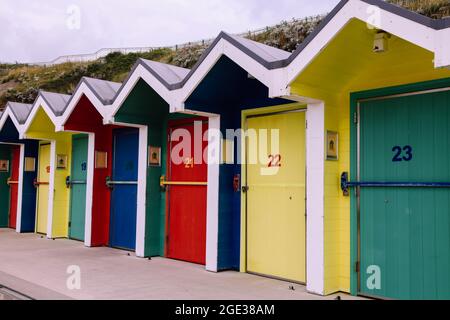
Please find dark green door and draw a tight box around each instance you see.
[0,145,11,227]
[69,135,88,241]
[358,89,450,300]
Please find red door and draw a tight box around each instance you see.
[9,146,20,229]
[166,119,208,265]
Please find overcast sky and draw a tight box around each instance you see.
[0,0,340,63]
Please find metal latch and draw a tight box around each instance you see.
[159,175,207,190]
[7,177,19,186]
[66,176,87,188]
[341,171,450,196]
[105,176,138,189]
[33,179,49,188]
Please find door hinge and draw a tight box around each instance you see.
[305,120,308,129]
[355,261,360,273]
[68,221,71,228]
[353,112,358,124]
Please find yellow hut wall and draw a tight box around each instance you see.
[26,108,73,238]
[290,19,450,294]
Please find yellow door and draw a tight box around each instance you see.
[36,143,50,234]
[246,111,306,283]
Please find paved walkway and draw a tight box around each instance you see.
[0,229,361,300]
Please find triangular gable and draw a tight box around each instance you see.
[22,91,71,137]
[59,77,121,130]
[285,0,450,85]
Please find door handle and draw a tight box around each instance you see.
[159,175,207,188]
[7,177,19,186]
[33,179,49,188]
[159,175,207,192]
[340,171,450,196]
[105,176,137,189]
[66,176,87,188]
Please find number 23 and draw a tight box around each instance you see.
[392,145,413,162]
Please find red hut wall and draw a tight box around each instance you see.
[64,95,118,246]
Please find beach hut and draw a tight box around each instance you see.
[0,103,38,232]
[57,77,124,248]
[21,91,79,239]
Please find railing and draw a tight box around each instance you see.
[29,27,268,66]
[27,14,324,67]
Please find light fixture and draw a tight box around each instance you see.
[373,31,391,53]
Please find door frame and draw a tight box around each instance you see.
[63,130,95,247]
[165,117,209,263]
[34,140,56,238]
[109,124,147,256]
[0,142,25,233]
[240,103,308,284]
[67,133,91,243]
[349,77,450,297]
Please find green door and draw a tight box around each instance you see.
[0,145,11,227]
[69,135,88,241]
[358,89,450,300]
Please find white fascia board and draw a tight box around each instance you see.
[435,28,450,69]
[21,97,59,138]
[0,109,21,132]
[107,64,175,123]
[58,83,106,131]
[287,0,437,84]
[174,38,288,112]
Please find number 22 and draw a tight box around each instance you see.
[268,154,281,167]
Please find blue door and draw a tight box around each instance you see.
[110,128,139,250]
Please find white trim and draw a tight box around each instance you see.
[57,83,111,131]
[0,108,22,133]
[173,38,289,111]
[136,125,148,257]
[305,101,325,295]
[46,140,57,239]
[21,97,61,138]
[107,65,177,122]
[84,133,95,247]
[286,0,442,84]
[435,28,450,69]
[205,115,220,272]
[16,144,25,233]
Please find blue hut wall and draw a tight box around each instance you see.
[185,56,292,270]
[0,117,39,232]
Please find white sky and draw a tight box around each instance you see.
[0,0,340,63]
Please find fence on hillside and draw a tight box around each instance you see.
[31,27,269,66]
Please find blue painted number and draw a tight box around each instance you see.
[392,146,413,162]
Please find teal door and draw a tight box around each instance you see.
[69,135,88,241]
[358,89,450,300]
[0,145,11,228]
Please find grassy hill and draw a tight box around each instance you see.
[1,0,449,109]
